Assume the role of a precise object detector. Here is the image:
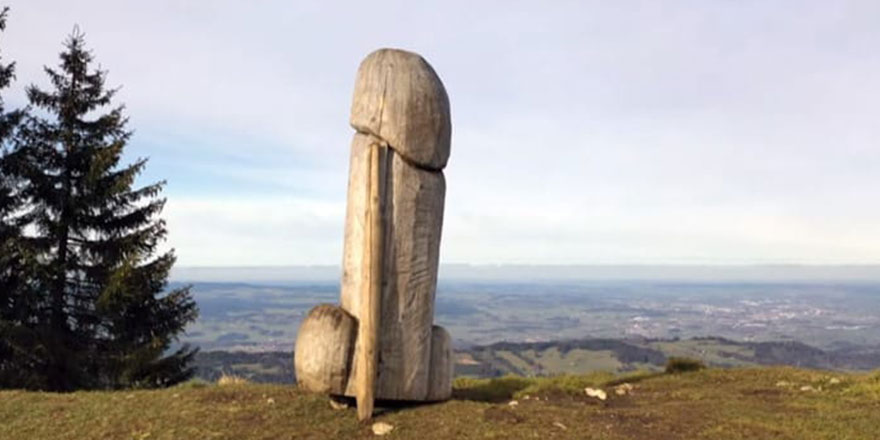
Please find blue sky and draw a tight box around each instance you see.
[3,1,879,266]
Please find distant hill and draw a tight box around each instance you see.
[195,350,294,384]
[463,337,880,377]
[193,337,880,384]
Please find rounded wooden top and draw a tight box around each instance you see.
[350,48,451,170]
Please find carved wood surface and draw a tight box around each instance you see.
[295,48,453,409]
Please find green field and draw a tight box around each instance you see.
[3,367,879,439]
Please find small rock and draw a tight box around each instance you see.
[585,387,607,401]
[800,385,818,392]
[614,383,634,396]
[775,381,791,388]
[372,422,394,436]
[266,398,275,405]
[329,399,349,410]
[553,421,568,431]
[508,400,519,407]
[829,378,841,385]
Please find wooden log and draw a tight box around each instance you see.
[426,325,453,401]
[350,48,451,170]
[355,140,385,421]
[293,304,356,394]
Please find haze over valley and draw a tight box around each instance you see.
[177,265,880,382]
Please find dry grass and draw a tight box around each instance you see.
[1,367,879,439]
[217,373,250,386]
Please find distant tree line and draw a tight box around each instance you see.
[0,8,197,390]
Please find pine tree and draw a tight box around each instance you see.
[0,6,20,308]
[0,6,39,389]
[8,28,198,390]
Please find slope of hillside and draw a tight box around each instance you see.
[192,337,880,384]
[463,337,880,377]
[2,367,879,439]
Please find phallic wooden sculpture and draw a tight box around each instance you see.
[294,48,453,421]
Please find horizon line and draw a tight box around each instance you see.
[173,263,880,268]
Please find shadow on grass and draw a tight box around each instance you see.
[452,376,534,403]
[329,394,446,417]
[329,370,676,408]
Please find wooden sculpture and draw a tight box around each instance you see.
[294,48,453,421]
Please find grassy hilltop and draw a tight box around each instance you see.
[2,366,879,439]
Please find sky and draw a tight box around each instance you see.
[2,1,879,266]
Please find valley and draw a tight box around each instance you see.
[182,279,880,383]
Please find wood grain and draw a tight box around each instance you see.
[356,142,385,421]
[426,325,453,401]
[342,146,445,401]
[350,48,451,170]
[293,304,356,394]
[295,49,453,405]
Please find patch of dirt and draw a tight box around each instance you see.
[194,389,249,404]
[603,395,636,409]
[483,406,524,424]
[740,387,785,400]
[535,389,593,405]
[593,410,685,440]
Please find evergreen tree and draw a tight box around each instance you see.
[0,6,39,389]
[8,28,198,390]
[0,6,20,313]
